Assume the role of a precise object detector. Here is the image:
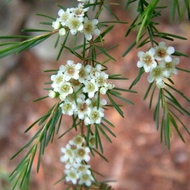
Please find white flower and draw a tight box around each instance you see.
[60,60,82,81]
[95,71,108,87]
[52,18,61,29]
[82,17,100,40]
[147,65,165,88]
[60,100,76,115]
[137,48,157,72]
[66,16,84,35]
[65,167,79,184]
[160,58,179,78]
[154,42,175,62]
[70,3,89,18]
[76,95,91,119]
[85,107,104,125]
[48,90,57,98]
[74,163,91,175]
[74,146,91,163]
[60,144,75,164]
[89,64,102,79]
[57,82,73,100]
[83,79,98,98]
[78,65,91,83]
[78,173,94,186]
[100,82,115,94]
[69,135,85,147]
[58,9,72,26]
[51,71,65,92]
[59,28,66,36]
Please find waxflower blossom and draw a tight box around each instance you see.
[82,17,100,40]
[154,41,175,62]
[60,60,82,81]
[147,66,165,88]
[60,136,94,186]
[137,42,179,88]
[137,48,157,72]
[160,58,179,78]
[66,16,84,35]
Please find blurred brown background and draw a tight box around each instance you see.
[0,0,190,190]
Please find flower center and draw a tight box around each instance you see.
[70,19,80,29]
[152,67,163,78]
[78,148,85,157]
[60,84,71,93]
[157,48,167,58]
[79,103,87,111]
[67,66,75,75]
[91,111,99,120]
[55,76,63,84]
[143,54,153,65]
[165,62,173,70]
[87,82,95,92]
[84,22,93,33]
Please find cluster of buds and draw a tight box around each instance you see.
[48,60,115,125]
[60,135,94,186]
[137,42,179,88]
[52,0,100,40]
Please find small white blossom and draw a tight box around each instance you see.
[60,144,75,164]
[66,16,84,35]
[83,79,98,98]
[74,163,91,175]
[154,41,175,62]
[82,17,100,40]
[161,58,179,78]
[78,173,94,186]
[60,60,82,81]
[69,135,85,147]
[60,100,76,115]
[59,28,66,36]
[58,9,72,26]
[52,18,61,29]
[137,48,157,72]
[147,65,165,88]
[74,146,91,163]
[51,71,65,92]
[85,107,104,125]
[71,3,89,18]
[95,71,108,87]
[58,82,73,100]
[65,167,79,184]
[76,95,91,119]
[48,90,57,98]
[78,65,91,83]
[100,82,115,94]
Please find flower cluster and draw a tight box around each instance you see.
[48,60,114,125]
[60,135,94,186]
[137,42,179,88]
[52,0,100,40]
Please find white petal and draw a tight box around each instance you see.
[137,51,144,58]
[167,46,175,54]
[165,56,172,62]
[137,61,143,68]
[147,75,154,83]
